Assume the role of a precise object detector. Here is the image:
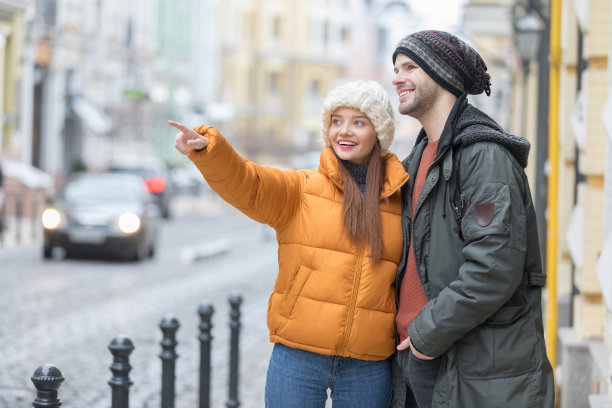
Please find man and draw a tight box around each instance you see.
[391,30,555,407]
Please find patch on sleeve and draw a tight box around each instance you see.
[473,202,494,227]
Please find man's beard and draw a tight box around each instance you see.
[398,82,439,119]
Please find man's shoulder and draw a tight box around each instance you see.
[455,107,530,169]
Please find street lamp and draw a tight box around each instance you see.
[513,3,550,287]
[513,8,545,140]
[514,10,546,69]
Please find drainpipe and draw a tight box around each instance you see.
[545,0,561,372]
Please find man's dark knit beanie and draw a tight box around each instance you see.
[392,30,492,97]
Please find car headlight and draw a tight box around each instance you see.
[118,212,141,234]
[42,208,63,229]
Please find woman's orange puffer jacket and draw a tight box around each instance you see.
[189,126,409,361]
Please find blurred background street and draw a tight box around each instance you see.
[1,0,612,407]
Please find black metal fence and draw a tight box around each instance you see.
[30,294,243,408]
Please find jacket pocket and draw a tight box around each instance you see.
[280,265,313,318]
[458,302,537,378]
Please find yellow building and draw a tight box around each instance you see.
[0,1,28,154]
[555,1,611,407]
[215,0,343,166]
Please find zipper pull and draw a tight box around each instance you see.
[453,193,465,218]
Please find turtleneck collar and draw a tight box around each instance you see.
[318,147,409,198]
[343,161,369,194]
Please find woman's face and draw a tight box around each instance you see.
[328,107,377,164]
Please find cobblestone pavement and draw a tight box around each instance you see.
[0,195,280,407]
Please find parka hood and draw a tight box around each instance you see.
[453,102,531,169]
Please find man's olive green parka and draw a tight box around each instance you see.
[397,94,555,407]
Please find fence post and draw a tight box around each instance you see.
[15,194,22,243]
[198,303,214,408]
[160,315,180,408]
[108,335,134,408]
[31,364,64,408]
[226,294,242,408]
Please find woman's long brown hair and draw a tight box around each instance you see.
[336,142,385,264]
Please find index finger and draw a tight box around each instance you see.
[168,120,192,133]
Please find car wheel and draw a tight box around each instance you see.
[162,206,171,219]
[43,245,52,259]
[129,240,147,261]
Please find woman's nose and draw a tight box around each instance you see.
[339,122,351,134]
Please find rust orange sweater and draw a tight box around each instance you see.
[396,139,439,342]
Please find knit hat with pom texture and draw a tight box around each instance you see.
[320,80,395,153]
[392,30,491,97]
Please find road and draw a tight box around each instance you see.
[0,196,278,407]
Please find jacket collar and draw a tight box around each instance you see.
[318,146,409,198]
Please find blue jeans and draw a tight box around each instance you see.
[265,343,392,408]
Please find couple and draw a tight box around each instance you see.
[170,30,555,408]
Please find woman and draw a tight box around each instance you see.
[170,80,409,408]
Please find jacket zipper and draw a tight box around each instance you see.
[338,244,364,355]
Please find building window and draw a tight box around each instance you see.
[269,72,279,98]
[243,10,255,42]
[342,26,351,43]
[307,80,320,114]
[272,16,281,41]
[322,21,329,45]
[310,19,322,49]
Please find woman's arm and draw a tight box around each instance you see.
[170,120,301,228]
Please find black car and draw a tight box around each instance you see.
[42,172,160,261]
[106,156,173,218]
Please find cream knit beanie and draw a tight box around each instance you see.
[320,80,395,152]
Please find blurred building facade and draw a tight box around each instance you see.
[0,0,29,156]
[30,0,159,177]
[212,0,423,166]
[555,0,612,406]
[212,0,343,165]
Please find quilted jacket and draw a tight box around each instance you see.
[189,125,410,361]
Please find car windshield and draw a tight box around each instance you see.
[63,178,143,205]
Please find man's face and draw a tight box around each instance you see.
[392,54,440,120]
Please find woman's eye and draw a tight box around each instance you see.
[354,120,364,126]
[332,119,341,126]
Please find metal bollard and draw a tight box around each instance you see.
[15,194,22,243]
[31,364,64,408]
[198,303,214,408]
[108,335,134,408]
[226,294,242,408]
[160,315,180,408]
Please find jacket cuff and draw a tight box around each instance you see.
[190,125,221,157]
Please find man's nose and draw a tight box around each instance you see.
[392,73,403,86]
